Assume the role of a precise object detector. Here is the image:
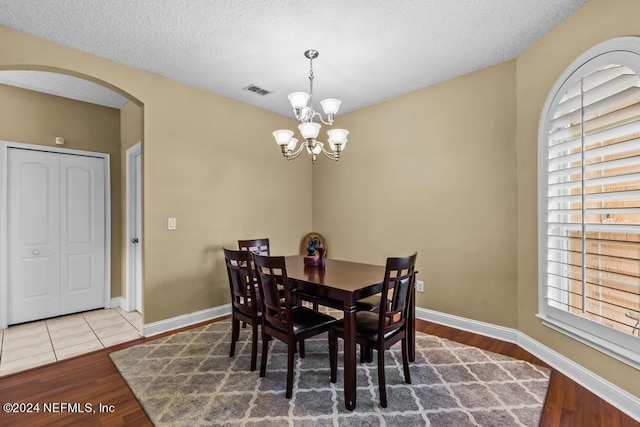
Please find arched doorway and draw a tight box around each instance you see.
[0,69,144,329]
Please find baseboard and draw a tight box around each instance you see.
[416,308,518,343]
[416,307,640,422]
[143,304,231,337]
[109,296,124,309]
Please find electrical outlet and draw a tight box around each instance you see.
[416,280,424,293]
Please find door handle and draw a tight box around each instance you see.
[132,238,139,244]
[32,249,40,255]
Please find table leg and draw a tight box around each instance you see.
[343,304,357,411]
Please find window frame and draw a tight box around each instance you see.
[538,36,640,369]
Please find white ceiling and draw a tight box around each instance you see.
[0,0,588,115]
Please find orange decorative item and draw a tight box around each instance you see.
[301,232,327,268]
[300,232,327,256]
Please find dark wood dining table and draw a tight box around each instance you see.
[285,255,415,410]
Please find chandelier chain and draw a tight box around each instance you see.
[308,56,314,112]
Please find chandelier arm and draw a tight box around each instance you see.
[320,145,340,161]
[285,142,308,160]
[312,110,334,126]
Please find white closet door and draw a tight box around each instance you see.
[59,154,105,314]
[7,148,106,325]
[8,149,61,324]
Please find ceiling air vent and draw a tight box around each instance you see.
[243,84,272,96]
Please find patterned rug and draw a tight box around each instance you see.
[109,317,550,426]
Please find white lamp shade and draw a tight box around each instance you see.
[298,122,321,140]
[286,138,298,151]
[272,129,294,146]
[288,92,310,109]
[327,129,348,144]
[320,98,341,115]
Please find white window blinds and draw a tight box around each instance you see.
[540,39,640,367]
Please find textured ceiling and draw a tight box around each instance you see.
[0,0,588,115]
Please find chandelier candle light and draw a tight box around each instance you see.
[272,50,349,164]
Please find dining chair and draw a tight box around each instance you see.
[237,238,274,328]
[251,252,337,398]
[238,238,270,255]
[328,252,417,408]
[223,248,262,371]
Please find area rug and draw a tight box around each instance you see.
[109,318,550,426]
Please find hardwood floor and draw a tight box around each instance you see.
[0,318,636,426]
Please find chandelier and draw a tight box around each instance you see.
[272,50,349,164]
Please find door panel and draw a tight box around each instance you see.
[66,167,92,243]
[22,164,53,246]
[22,257,56,297]
[60,154,105,314]
[8,149,61,324]
[66,253,93,291]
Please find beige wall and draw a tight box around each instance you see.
[0,83,123,298]
[516,0,640,397]
[0,26,311,324]
[120,101,142,155]
[313,61,518,328]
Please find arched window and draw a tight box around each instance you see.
[538,37,640,368]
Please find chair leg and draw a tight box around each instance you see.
[299,340,306,358]
[360,344,373,363]
[250,323,258,371]
[401,338,411,384]
[229,316,239,357]
[329,330,337,383]
[286,342,295,398]
[378,348,387,408]
[260,333,269,378]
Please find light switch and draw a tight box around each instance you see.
[168,217,177,230]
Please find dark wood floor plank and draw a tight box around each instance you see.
[0,318,636,426]
[0,341,151,427]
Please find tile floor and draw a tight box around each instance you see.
[0,307,142,377]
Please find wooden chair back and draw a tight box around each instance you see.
[223,248,259,315]
[251,253,292,333]
[238,238,270,255]
[378,252,417,338]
